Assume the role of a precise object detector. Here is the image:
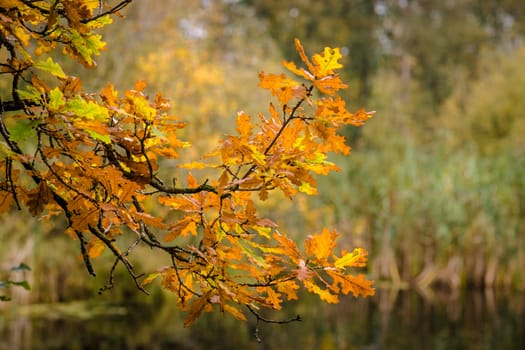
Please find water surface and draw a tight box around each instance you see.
[1,289,523,349]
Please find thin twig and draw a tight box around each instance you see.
[247,305,301,343]
[75,230,96,277]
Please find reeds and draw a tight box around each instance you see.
[311,142,525,292]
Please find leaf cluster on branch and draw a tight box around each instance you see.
[0,0,374,325]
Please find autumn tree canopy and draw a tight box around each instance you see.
[0,0,374,325]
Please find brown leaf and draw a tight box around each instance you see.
[26,181,52,216]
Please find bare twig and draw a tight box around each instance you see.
[75,230,96,277]
[247,305,301,343]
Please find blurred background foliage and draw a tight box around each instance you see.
[1,0,525,304]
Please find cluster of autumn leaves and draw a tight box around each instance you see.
[0,0,374,325]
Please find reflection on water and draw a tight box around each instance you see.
[1,289,524,349]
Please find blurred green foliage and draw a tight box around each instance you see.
[249,0,525,291]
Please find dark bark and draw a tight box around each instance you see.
[0,99,38,113]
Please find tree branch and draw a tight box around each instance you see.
[149,177,217,195]
[82,0,133,24]
[247,305,301,343]
[0,98,39,112]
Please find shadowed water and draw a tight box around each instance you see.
[1,289,523,349]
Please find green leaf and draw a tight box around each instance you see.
[70,30,106,66]
[86,129,111,144]
[9,119,39,142]
[87,14,113,29]
[11,280,31,290]
[17,85,43,103]
[48,87,65,111]
[34,57,67,79]
[238,241,269,268]
[66,96,109,121]
[0,280,31,290]
[10,262,31,272]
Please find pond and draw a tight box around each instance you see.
[1,288,523,349]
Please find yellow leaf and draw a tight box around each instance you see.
[334,248,369,269]
[141,272,160,287]
[298,181,317,195]
[247,144,266,165]
[277,280,300,300]
[238,241,269,268]
[304,280,338,304]
[178,161,208,170]
[313,47,344,77]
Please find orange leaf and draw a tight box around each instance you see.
[223,304,247,321]
[277,280,300,300]
[282,60,314,80]
[313,75,348,95]
[101,82,119,106]
[177,161,208,170]
[184,290,213,327]
[186,172,198,188]
[304,228,338,262]
[265,288,282,310]
[69,204,99,231]
[0,191,13,213]
[327,271,375,297]
[258,72,301,105]
[134,80,147,91]
[165,218,198,242]
[293,38,315,74]
[273,232,301,263]
[86,237,105,258]
[236,111,254,139]
[133,211,166,229]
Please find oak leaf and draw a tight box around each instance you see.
[184,290,214,327]
[334,248,369,269]
[86,237,106,258]
[26,181,52,216]
[313,47,344,76]
[305,228,338,262]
